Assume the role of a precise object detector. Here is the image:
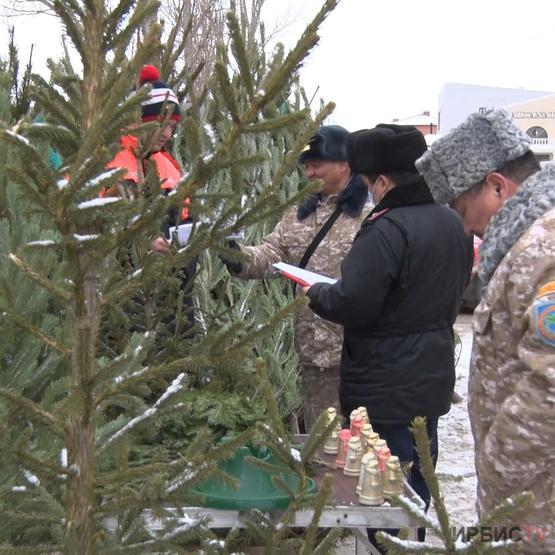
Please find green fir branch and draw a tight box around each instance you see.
[47,1,86,60]
[3,310,70,356]
[97,373,190,453]
[0,547,63,554]
[104,0,160,52]
[160,2,189,79]
[0,510,61,525]
[30,76,80,137]
[214,58,241,124]
[477,491,534,529]
[411,416,454,548]
[4,166,55,218]
[7,253,71,302]
[0,388,64,437]
[300,473,337,555]
[301,410,338,464]
[102,0,138,49]
[464,492,534,552]
[257,0,339,111]
[242,110,309,133]
[227,10,255,99]
[23,121,77,146]
[0,128,55,194]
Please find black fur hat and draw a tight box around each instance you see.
[299,125,349,163]
[347,124,427,176]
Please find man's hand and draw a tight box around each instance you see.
[221,239,242,275]
[151,236,170,255]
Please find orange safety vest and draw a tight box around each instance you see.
[104,135,190,221]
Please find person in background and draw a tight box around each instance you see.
[416,109,555,554]
[304,124,472,549]
[102,65,196,334]
[104,64,191,250]
[225,125,372,431]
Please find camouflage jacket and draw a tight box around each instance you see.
[469,165,555,551]
[237,175,371,368]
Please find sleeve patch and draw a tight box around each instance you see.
[533,297,555,348]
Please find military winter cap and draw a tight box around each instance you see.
[346,124,427,176]
[299,125,349,163]
[415,109,531,205]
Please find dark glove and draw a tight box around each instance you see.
[221,239,242,275]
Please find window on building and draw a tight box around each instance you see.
[526,126,548,139]
[536,153,552,163]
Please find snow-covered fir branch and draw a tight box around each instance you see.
[82,168,122,189]
[73,234,100,241]
[5,129,32,147]
[114,366,149,384]
[101,373,186,451]
[166,461,208,494]
[396,494,437,527]
[22,469,40,486]
[77,197,120,209]
[160,515,200,539]
[26,240,57,247]
[60,448,68,467]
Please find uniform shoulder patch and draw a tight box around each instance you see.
[532,281,555,348]
[368,208,389,222]
[360,208,390,230]
[368,208,390,222]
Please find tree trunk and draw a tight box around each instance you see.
[66,251,99,554]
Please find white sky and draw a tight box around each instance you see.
[3,0,555,131]
[262,0,555,130]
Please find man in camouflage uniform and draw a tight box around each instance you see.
[226,125,372,430]
[417,109,555,554]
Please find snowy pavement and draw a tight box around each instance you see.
[430,313,477,534]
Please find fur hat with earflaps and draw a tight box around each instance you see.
[415,109,531,205]
[138,65,181,123]
[346,124,427,176]
[299,125,349,163]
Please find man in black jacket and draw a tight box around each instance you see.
[304,124,473,548]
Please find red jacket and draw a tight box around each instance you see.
[104,135,189,220]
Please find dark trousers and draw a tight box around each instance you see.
[367,417,439,553]
[300,365,340,432]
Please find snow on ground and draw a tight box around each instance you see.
[429,313,478,539]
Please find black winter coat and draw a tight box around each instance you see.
[307,178,473,426]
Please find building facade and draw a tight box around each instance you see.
[438,82,555,162]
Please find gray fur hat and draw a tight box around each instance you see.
[415,109,531,205]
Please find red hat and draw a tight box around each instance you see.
[139,65,181,122]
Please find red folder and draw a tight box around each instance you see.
[272,262,337,287]
[280,271,310,288]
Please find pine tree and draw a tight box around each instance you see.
[0,0,343,553]
[182,11,336,428]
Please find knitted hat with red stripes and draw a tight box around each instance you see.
[139,65,181,122]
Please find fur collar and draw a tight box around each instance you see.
[478,164,555,284]
[367,176,433,220]
[359,177,434,228]
[297,173,369,220]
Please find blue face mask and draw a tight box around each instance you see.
[369,178,381,205]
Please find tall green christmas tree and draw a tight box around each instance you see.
[0,0,343,552]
